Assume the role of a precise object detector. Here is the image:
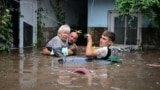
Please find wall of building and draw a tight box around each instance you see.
[38,0,58,27]
[39,0,88,46]
[87,0,159,47]
[39,0,158,47]
[88,0,115,27]
[39,0,86,28]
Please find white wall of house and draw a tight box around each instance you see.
[19,0,37,48]
[88,0,115,27]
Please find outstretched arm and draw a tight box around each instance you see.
[85,34,97,57]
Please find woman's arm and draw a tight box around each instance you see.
[42,47,51,55]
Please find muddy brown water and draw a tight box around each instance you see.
[0,47,160,90]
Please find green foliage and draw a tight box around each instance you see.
[0,9,13,53]
[49,0,66,26]
[34,8,47,48]
[115,0,160,28]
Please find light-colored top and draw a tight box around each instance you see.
[46,36,68,49]
[95,47,109,58]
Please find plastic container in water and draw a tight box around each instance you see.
[58,57,112,65]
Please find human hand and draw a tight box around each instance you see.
[62,47,68,56]
[87,34,92,41]
[68,44,77,55]
[69,44,77,51]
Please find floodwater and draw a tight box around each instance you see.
[0,47,160,90]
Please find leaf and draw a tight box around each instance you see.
[75,30,82,34]
[0,34,5,40]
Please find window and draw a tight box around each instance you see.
[108,10,142,46]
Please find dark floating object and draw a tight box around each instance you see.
[58,58,64,64]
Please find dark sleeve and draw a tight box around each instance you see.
[69,44,77,55]
[46,47,52,51]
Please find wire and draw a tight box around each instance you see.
[90,0,95,18]
[14,0,20,3]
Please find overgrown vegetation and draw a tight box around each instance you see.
[0,1,13,53]
[49,0,66,26]
[115,0,160,47]
[115,0,160,28]
[35,8,47,48]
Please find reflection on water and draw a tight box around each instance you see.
[0,48,160,90]
[18,48,38,90]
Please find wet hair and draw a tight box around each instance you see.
[102,30,115,42]
[58,24,71,33]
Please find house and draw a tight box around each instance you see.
[11,0,152,49]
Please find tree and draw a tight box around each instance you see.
[0,0,13,53]
[115,0,160,28]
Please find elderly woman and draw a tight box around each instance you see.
[42,24,79,57]
[42,24,71,57]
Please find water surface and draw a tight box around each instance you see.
[0,48,160,90]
